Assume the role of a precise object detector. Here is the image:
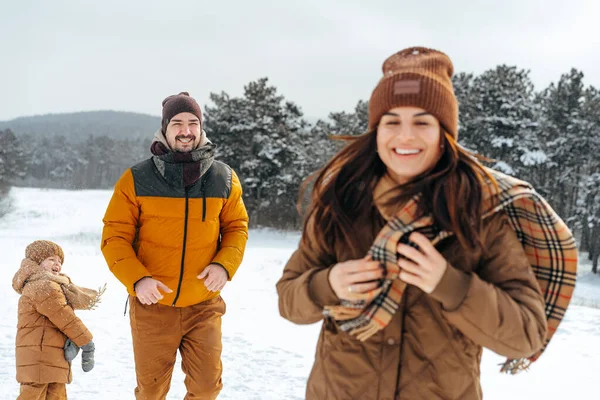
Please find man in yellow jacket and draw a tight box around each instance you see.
[101,92,249,400]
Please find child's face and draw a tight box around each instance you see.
[40,255,62,275]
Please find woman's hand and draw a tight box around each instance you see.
[396,232,448,293]
[328,256,384,301]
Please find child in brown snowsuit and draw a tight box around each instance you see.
[12,240,102,400]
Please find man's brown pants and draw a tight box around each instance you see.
[129,296,225,400]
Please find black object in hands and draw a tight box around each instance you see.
[63,339,80,362]
[81,341,95,372]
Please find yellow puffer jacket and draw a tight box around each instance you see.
[101,158,249,307]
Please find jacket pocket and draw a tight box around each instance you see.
[318,328,379,399]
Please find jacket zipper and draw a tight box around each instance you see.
[201,177,207,222]
[172,187,190,306]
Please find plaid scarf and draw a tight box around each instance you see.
[323,169,578,374]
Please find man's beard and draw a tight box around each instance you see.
[173,135,197,152]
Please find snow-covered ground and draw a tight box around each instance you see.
[0,187,598,400]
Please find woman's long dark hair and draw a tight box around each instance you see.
[299,128,497,254]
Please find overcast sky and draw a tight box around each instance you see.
[1,0,599,121]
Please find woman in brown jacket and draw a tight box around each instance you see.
[13,240,100,400]
[277,47,577,400]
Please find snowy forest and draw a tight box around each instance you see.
[0,65,598,271]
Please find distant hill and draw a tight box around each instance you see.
[0,111,161,141]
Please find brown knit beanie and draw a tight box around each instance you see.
[161,92,203,133]
[25,240,64,265]
[368,47,458,138]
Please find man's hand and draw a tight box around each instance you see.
[134,277,172,305]
[197,264,228,292]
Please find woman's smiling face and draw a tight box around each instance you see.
[376,106,442,185]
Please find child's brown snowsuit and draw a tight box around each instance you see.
[13,240,101,399]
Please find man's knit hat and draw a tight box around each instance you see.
[368,47,458,138]
[25,240,64,264]
[161,92,203,133]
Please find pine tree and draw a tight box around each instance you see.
[307,99,369,172]
[452,72,477,150]
[204,78,309,227]
[537,69,586,217]
[454,66,545,181]
[0,129,28,188]
[323,100,369,136]
[574,86,600,271]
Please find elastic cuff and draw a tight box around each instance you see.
[133,276,152,292]
[308,266,340,307]
[211,262,231,280]
[429,263,472,311]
